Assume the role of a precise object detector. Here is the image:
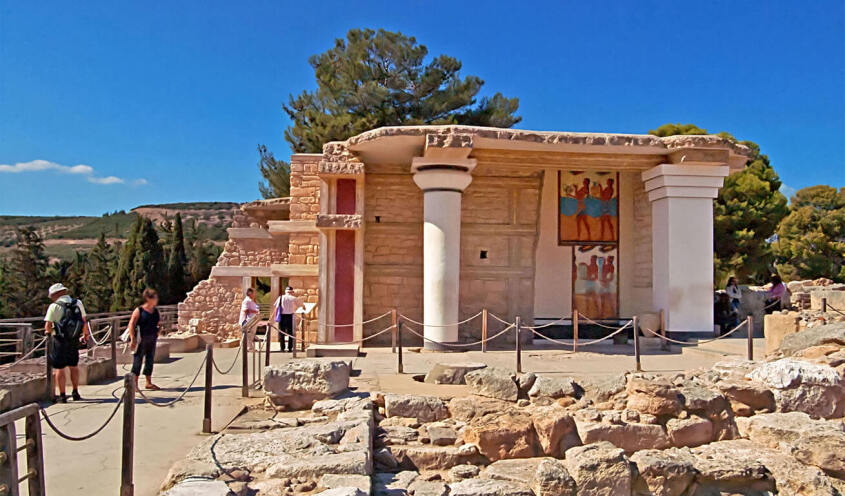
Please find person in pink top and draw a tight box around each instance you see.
[239,288,260,326]
[765,274,787,313]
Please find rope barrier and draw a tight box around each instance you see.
[402,323,515,348]
[826,303,845,317]
[317,311,392,328]
[212,337,243,374]
[398,311,483,328]
[87,324,112,347]
[489,313,513,327]
[6,337,48,365]
[528,321,632,347]
[135,355,207,408]
[41,390,126,441]
[520,316,572,331]
[578,314,633,330]
[642,319,748,345]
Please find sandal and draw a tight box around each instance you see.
[145,384,161,391]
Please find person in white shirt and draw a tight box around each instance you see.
[239,288,260,326]
[43,283,91,403]
[725,277,742,312]
[272,286,304,352]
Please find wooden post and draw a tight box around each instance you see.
[396,322,403,374]
[0,418,19,496]
[572,310,579,352]
[515,316,522,374]
[45,336,53,401]
[481,309,488,353]
[633,316,641,372]
[822,297,828,313]
[241,328,249,398]
[110,317,120,378]
[291,317,298,359]
[658,309,668,351]
[746,315,754,361]
[19,324,33,359]
[265,324,272,367]
[120,373,135,496]
[24,409,46,496]
[391,309,397,353]
[203,344,213,434]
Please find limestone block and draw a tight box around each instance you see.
[764,312,801,354]
[264,360,351,409]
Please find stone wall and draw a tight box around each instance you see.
[631,174,652,289]
[289,154,322,342]
[216,238,289,267]
[361,163,542,346]
[177,277,243,339]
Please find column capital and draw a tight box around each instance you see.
[642,164,729,202]
[411,157,476,193]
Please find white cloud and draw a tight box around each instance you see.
[779,183,797,201]
[88,175,124,185]
[0,159,146,187]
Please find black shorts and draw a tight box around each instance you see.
[48,337,80,369]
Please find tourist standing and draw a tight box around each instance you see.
[239,288,260,326]
[44,283,91,403]
[714,292,739,335]
[272,286,304,352]
[127,288,161,391]
[725,277,742,312]
[765,274,788,314]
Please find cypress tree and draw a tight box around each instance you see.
[7,228,49,317]
[113,216,143,310]
[129,217,166,304]
[82,233,115,312]
[166,213,190,303]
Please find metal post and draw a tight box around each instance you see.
[746,315,754,361]
[291,317,299,359]
[515,316,522,374]
[822,297,828,313]
[481,309,488,353]
[572,310,579,352]
[391,309,397,353]
[120,373,135,496]
[25,410,45,496]
[203,344,213,434]
[633,316,641,372]
[110,317,120,378]
[45,336,53,401]
[396,322,403,374]
[241,328,249,398]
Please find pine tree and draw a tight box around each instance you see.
[258,145,291,199]
[774,186,845,281]
[7,228,49,317]
[166,213,190,303]
[0,258,11,318]
[82,233,115,313]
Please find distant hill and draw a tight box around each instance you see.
[0,201,238,261]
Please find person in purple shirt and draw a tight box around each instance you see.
[765,274,788,313]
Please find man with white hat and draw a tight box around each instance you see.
[44,283,90,403]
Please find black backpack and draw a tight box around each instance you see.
[55,298,85,342]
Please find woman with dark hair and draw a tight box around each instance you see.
[725,276,742,312]
[128,288,161,391]
[765,274,787,314]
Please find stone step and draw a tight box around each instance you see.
[305,343,360,358]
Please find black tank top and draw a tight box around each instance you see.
[137,307,160,340]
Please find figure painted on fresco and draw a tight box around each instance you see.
[573,246,617,319]
[559,171,618,244]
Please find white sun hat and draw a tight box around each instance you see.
[48,283,68,297]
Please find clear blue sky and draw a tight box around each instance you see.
[1,1,843,216]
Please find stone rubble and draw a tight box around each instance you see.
[162,321,845,495]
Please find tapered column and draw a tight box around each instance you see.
[412,158,476,349]
[643,164,729,334]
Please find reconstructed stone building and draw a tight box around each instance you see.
[178,125,749,347]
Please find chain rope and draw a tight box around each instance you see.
[40,390,126,441]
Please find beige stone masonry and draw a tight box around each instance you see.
[316,214,362,230]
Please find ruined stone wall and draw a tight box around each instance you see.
[177,277,243,339]
[289,154,322,342]
[361,162,542,346]
[216,238,289,267]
